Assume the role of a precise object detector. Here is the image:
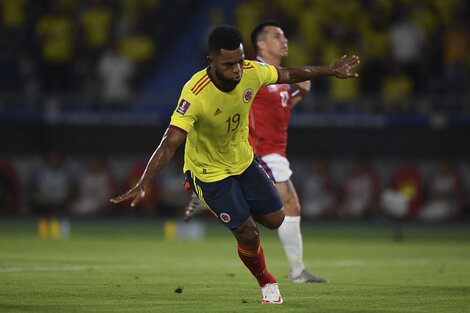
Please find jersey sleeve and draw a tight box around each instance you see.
[253,61,279,87]
[169,88,201,134]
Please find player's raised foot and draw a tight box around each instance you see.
[261,283,283,304]
[289,269,328,283]
[183,193,207,222]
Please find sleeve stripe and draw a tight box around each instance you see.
[191,75,210,94]
[191,74,208,91]
[275,66,281,83]
[168,125,188,135]
[243,60,255,69]
[194,80,211,95]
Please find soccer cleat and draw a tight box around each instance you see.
[183,193,207,222]
[289,269,328,283]
[261,283,283,304]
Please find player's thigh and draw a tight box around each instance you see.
[185,171,251,230]
[238,156,283,218]
[276,180,301,216]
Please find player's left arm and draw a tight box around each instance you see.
[277,55,360,84]
[290,80,311,109]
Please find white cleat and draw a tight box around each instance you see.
[183,193,207,222]
[261,283,283,304]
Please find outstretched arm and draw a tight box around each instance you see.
[278,55,360,84]
[110,127,186,207]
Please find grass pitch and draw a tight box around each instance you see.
[1,219,469,313]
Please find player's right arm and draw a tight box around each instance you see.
[109,127,186,207]
[110,74,201,207]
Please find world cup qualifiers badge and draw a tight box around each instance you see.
[243,89,254,103]
[177,99,191,115]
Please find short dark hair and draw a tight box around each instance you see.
[207,25,243,55]
[251,21,281,53]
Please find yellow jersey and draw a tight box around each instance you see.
[169,60,279,182]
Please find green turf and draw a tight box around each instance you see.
[1,219,469,313]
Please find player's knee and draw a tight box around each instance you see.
[242,230,260,246]
[233,220,260,247]
[267,217,284,230]
[284,198,301,216]
[264,210,285,230]
[290,203,301,216]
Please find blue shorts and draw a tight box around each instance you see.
[185,155,283,230]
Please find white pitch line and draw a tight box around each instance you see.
[2,259,469,273]
[0,264,152,273]
[170,258,470,269]
[307,258,470,267]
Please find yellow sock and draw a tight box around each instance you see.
[50,218,61,239]
[38,218,49,239]
[164,220,177,242]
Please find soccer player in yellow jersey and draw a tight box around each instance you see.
[110,25,359,304]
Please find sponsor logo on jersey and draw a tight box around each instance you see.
[220,213,231,223]
[243,88,254,103]
[214,108,222,116]
[177,99,191,115]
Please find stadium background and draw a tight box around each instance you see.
[0,0,469,222]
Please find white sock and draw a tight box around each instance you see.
[277,216,305,278]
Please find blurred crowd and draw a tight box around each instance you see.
[0,151,191,218]
[1,152,468,222]
[0,0,469,115]
[236,0,470,114]
[1,1,469,222]
[0,0,195,111]
[292,158,468,221]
